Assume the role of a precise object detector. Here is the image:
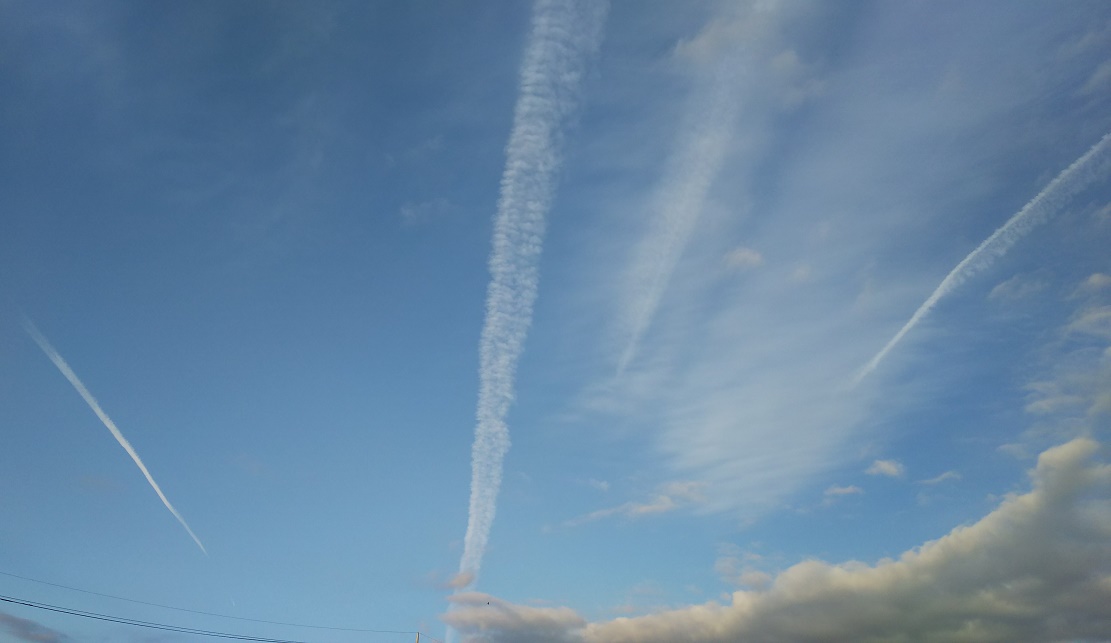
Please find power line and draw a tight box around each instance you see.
[0,570,432,638]
[0,594,310,642]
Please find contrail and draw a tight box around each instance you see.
[457,0,607,589]
[616,62,740,374]
[22,315,207,554]
[854,132,1111,385]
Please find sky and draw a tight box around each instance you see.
[1,1,1110,642]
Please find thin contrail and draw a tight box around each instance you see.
[22,315,207,554]
[457,0,607,589]
[854,132,1111,385]
[616,62,740,374]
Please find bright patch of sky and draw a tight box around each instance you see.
[1,1,1110,641]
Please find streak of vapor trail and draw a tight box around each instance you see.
[854,132,1111,385]
[21,315,207,554]
[457,0,608,590]
[616,62,740,375]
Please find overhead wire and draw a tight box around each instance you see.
[0,594,310,642]
[0,569,427,637]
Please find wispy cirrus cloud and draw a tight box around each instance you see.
[562,481,705,528]
[919,470,961,485]
[615,2,798,374]
[823,484,862,497]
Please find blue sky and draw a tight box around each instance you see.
[1,1,1110,642]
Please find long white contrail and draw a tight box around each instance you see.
[22,316,207,554]
[457,0,607,588]
[854,132,1111,385]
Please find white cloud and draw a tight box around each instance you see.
[1080,60,1111,96]
[988,274,1047,301]
[714,545,770,588]
[563,481,704,527]
[823,484,863,496]
[865,459,905,478]
[447,571,477,590]
[1067,306,1111,340]
[555,0,1109,529]
[1082,272,1111,292]
[920,470,962,485]
[400,197,451,225]
[443,592,584,643]
[790,263,812,282]
[444,438,1111,642]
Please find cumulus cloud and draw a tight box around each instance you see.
[0,611,68,643]
[563,481,704,527]
[443,593,584,643]
[444,438,1111,642]
[714,545,771,589]
[865,459,905,478]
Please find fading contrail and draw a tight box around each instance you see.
[854,132,1111,385]
[616,61,741,374]
[22,315,207,554]
[457,0,607,589]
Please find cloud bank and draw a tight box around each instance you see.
[445,438,1111,642]
[458,0,608,588]
[22,316,207,554]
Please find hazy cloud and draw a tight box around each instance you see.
[0,611,68,643]
[988,274,1047,301]
[823,484,863,496]
[724,246,763,270]
[1081,272,1111,292]
[563,481,705,527]
[586,479,610,492]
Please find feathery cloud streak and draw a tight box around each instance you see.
[616,44,743,374]
[854,132,1111,384]
[459,0,608,587]
[22,316,207,554]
